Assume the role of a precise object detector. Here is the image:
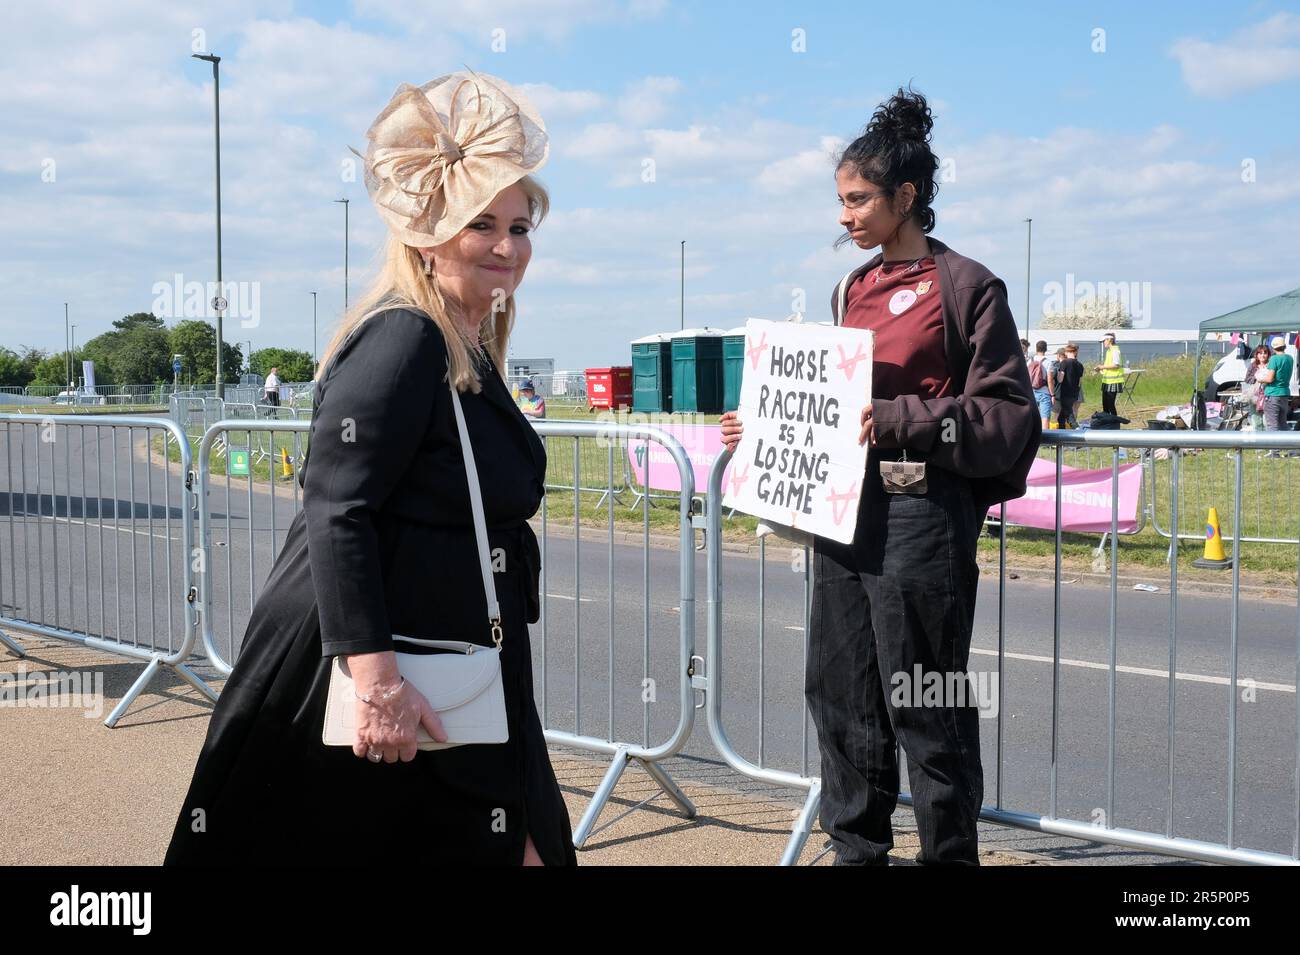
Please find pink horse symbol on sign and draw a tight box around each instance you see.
[728,462,750,496]
[836,342,869,382]
[826,481,859,525]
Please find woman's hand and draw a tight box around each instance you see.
[858,402,875,447]
[719,410,743,452]
[346,650,448,762]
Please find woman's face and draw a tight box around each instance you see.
[836,166,913,250]
[427,183,533,320]
[1257,349,1271,363]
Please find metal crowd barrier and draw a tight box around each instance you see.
[194,420,309,674]
[13,405,1298,864]
[702,458,821,864]
[540,431,631,509]
[1145,442,1300,546]
[702,429,1300,865]
[529,420,701,846]
[0,413,215,726]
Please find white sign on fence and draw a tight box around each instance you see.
[721,318,873,544]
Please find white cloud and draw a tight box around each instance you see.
[353,0,665,42]
[755,136,845,194]
[1170,12,1300,97]
[565,122,637,160]
[519,82,607,119]
[567,114,815,188]
[616,75,682,125]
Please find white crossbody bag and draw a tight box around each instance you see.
[322,373,509,750]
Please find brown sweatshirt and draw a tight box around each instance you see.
[831,236,1042,513]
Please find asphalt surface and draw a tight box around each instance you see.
[2,416,1297,864]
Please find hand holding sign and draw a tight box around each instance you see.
[719,410,744,452]
[857,402,874,447]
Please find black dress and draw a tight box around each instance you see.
[165,307,577,866]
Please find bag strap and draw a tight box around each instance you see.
[448,375,504,649]
[833,266,858,326]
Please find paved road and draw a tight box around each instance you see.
[2,415,1297,863]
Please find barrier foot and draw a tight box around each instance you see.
[780,781,821,866]
[104,657,163,727]
[172,662,219,704]
[640,757,697,819]
[0,628,26,658]
[572,747,631,849]
[571,749,697,850]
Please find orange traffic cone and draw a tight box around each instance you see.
[1192,507,1232,569]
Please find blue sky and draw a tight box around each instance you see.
[2,0,1298,370]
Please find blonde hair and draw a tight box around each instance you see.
[318,176,550,393]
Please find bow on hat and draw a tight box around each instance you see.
[351,71,549,247]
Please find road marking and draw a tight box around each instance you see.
[779,627,1293,692]
[968,647,1295,693]
[6,515,179,544]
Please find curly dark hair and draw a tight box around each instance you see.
[835,86,939,248]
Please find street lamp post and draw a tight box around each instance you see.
[311,291,318,376]
[64,303,70,391]
[1024,217,1033,341]
[193,52,225,399]
[334,198,350,311]
[680,240,685,331]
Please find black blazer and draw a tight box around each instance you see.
[299,307,547,658]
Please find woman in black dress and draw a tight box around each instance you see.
[165,72,576,866]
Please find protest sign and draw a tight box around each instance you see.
[721,318,873,544]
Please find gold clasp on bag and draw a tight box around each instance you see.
[491,616,504,648]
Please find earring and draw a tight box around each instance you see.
[423,257,432,276]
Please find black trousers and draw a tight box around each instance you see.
[806,457,987,865]
[1101,382,1121,416]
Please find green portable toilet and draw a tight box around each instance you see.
[670,327,727,414]
[722,324,750,412]
[631,332,674,412]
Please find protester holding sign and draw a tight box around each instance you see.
[720,87,1040,865]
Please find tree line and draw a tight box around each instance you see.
[0,313,316,388]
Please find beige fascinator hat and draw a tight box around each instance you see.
[351,70,549,247]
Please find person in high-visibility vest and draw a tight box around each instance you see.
[1095,333,1124,416]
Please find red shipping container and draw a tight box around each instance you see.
[584,366,633,411]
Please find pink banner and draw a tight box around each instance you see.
[627,424,731,494]
[998,458,1142,533]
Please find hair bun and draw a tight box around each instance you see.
[866,87,933,143]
